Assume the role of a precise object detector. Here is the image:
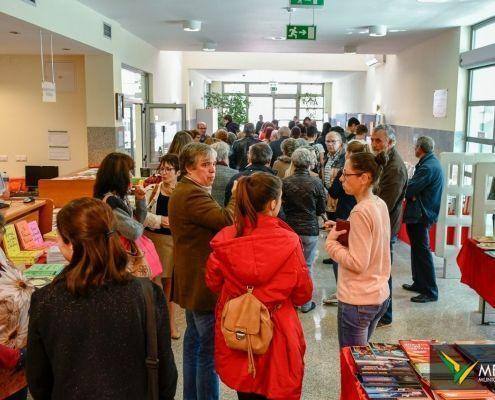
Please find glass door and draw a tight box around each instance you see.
[143,103,186,168]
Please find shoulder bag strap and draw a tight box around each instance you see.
[138,278,159,400]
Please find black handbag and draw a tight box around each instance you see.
[139,278,159,400]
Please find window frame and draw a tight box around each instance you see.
[471,16,495,50]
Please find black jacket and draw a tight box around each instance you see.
[225,121,239,134]
[27,278,177,400]
[224,164,275,205]
[229,136,261,171]
[282,169,327,236]
[328,169,357,220]
[375,147,408,237]
[269,136,288,166]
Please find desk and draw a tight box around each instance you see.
[38,168,97,207]
[0,199,53,234]
[457,238,495,325]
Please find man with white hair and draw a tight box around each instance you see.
[269,126,291,166]
[403,136,443,303]
[210,141,238,206]
[371,124,408,327]
[197,121,208,142]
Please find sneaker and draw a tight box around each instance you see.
[322,293,338,305]
[300,301,316,313]
[377,320,392,328]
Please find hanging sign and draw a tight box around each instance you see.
[290,0,324,6]
[286,25,317,40]
[42,81,56,103]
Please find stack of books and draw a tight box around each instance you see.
[2,224,43,265]
[46,246,67,264]
[473,236,495,255]
[24,263,65,288]
[400,340,436,380]
[14,220,56,250]
[351,344,430,399]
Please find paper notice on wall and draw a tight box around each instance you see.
[48,130,70,160]
[433,89,448,118]
[42,81,56,103]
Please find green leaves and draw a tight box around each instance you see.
[205,92,250,127]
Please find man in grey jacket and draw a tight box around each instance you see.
[371,124,408,327]
[210,141,238,206]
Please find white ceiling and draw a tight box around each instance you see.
[76,0,495,54]
[196,69,357,83]
[0,13,103,55]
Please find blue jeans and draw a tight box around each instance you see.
[183,310,219,400]
[338,299,390,348]
[299,235,318,307]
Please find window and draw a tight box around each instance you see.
[465,65,495,153]
[219,82,325,130]
[472,17,495,49]
[121,66,148,101]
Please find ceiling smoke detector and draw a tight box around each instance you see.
[183,20,202,32]
[369,25,387,37]
[202,41,216,52]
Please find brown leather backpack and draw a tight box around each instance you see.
[221,286,275,378]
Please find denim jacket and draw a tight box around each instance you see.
[404,152,444,225]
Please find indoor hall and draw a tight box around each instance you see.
[1,0,495,399]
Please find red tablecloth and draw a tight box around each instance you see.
[457,238,495,308]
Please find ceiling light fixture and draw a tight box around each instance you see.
[369,25,387,37]
[183,20,202,32]
[282,6,296,12]
[202,41,216,52]
[344,45,357,54]
[9,31,20,35]
[389,29,407,33]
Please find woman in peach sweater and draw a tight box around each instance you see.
[325,152,391,348]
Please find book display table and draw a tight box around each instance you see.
[457,239,495,325]
[340,347,434,400]
[0,199,53,235]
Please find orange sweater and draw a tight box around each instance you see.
[326,195,391,305]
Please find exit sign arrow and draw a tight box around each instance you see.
[290,0,324,7]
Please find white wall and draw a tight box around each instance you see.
[332,28,463,131]
[0,55,88,177]
[186,70,209,127]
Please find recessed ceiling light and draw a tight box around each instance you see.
[183,20,201,32]
[202,41,216,52]
[389,29,407,33]
[369,25,387,37]
[9,31,20,35]
[265,36,286,41]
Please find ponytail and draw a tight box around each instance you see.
[234,173,282,237]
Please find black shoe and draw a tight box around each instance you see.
[322,258,334,265]
[300,301,316,313]
[377,320,392,328]
[402,283,421,293]
[410,294,438,303]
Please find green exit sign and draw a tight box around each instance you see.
[290,0,324,6]
[286,25,317,40]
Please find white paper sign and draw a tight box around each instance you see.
[42,81,56,103]
[48,131,69,147]
[433,89,448,118]
[49,147,70,160]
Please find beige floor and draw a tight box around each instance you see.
[170,238,495,400]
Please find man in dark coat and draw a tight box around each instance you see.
[269,126,290,166]
[229,123,260,171]
[403,136,444,303]
[225,142,275,205]
[372,124,408,327]
[223,114,239,134]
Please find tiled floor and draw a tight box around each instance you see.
[171,238,495,400]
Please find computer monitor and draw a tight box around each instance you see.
[25,166,59,189]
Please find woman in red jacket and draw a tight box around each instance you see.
[206,172,313,400]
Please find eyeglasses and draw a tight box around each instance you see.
[326,140,340,144]
[341,171,364,180]
[159,167,176,173]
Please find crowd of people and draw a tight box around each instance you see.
[0,114,445,400]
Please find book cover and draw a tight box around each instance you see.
[400,340,433,364]
[371,343,409,361]
[352,345,375,361]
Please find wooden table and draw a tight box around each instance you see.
[0,199,54,234]
[38,170,96,208]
